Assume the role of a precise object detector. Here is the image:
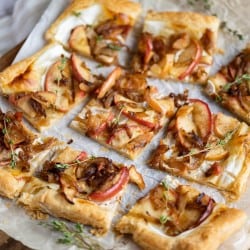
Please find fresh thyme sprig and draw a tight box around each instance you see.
[222,73,250,92]
[3,117,17,168]
[41,220,104,250]
[107,44,122,51]
[177,128,238,159]
[72,11,81,17]
[159,215,170,224]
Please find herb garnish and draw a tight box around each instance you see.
[3,117,17,168]
[159,215,169,224]
[41,220,103,250]
[96,35,103,42]
[222,73,250,92]
[72,11,81,17]
[177,128,238,159]
[161,180,169,190]
[107,44,122,51]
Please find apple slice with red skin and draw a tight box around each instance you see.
[90,112,115,138]
[114,93,157,129]
[178,40,202,81]
[121,110,156,129]
[97,67,122,99]
[71,53,93,84]
[89,167,129,202]
[75,151,88,161]
[176,99,212,149]
[69,25,91,57]
[45,58,73,112]
[190,99,212,141]
[143,34,153,65]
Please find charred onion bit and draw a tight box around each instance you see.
[178,40,202,80]
[75,157,129,202]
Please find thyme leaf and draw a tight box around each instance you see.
[72,11,81,17]
[161,180,169,190]
[177,128,238,159]
[107,44,122,51]
[222,74,250,92]
[54,163,69,169]
[159,215,169,224]
[40,220,103,250]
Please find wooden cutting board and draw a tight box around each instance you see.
[0,42,31,250]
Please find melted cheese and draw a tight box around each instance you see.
[33,44,70,90]
[55,4,103,44]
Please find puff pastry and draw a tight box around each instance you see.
[70,67,178,159]
[131,11,220,83]
[18,146,136,235]
[148,99,250,201]
[0,110,63,198]
[205,45,250,124]
[0,43,97,131]
[45,0,141,65]
[116,176,246,250]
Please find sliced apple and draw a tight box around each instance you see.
[205,146,228,161]
[45,58,72,93]
[176,104,196,148]
[71,53,93,84]
[176,99,212,149]
[15,95,37,118]
[31,91,56,108]
[190,99,212,141]
[97,67,122,99]
[69,25,91,57]
[214,112,240,138]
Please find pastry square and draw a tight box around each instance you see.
[45,0,141,65]
[205,45,250,124]
[0,43,98,131]
[0,110,63,198]
[131,11,220,83]
[148,99,250,201]
[70,67,179,159]
[116,176,246,250]
[18,147,139,235]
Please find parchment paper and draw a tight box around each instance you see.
[0,0,250,249]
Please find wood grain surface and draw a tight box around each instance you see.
[0,42,32,250]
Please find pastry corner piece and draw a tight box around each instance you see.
[131,11,220,83]
[205,45,250,125]
[70,67,182,159]
[148,99,250,201]
[116,177,246,250]
[0,43,97,131]
[17,147,141,235]
[45,0,141,65]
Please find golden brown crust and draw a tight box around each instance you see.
[0,168,26,199]
[116,201,246,250]
[18,177,118,235]
[45,0,141,42]
[205,44,250,125]
[0,43,56,92]
[145,11,220,40]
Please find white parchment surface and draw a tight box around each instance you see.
[0,0,250,249]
